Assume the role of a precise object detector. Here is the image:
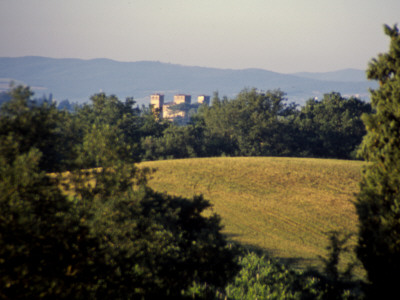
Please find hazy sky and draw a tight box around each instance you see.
[1,0,399,73]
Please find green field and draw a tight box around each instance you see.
[139,157,364,274]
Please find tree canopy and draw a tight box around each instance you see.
[142,88,370,160]
[355,24,400,298]
[295,92,371,159]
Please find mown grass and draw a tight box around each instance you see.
[139,157,364,275]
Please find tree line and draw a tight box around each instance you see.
[142,89,371,161]
[0,86,372,174]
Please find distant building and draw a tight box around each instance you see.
[163,94,191,121]
[150,93,209,123]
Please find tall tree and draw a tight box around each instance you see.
[355,25,400,298]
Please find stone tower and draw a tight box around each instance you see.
[150,93,164,111]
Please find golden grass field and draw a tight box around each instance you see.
[139,157,364,274]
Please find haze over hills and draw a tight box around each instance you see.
[292,69,368,82]
[0,56,376,106]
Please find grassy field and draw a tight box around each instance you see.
[139,157,364,274]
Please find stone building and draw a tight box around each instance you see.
[150,93,209,123]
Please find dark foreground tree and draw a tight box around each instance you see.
[356,24,400,298]
[0,144,238,300]
[0,149,106,299]
[67,161,239,299]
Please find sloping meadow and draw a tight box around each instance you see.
[139,157,363,274]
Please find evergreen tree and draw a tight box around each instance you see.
[356,24,400,298]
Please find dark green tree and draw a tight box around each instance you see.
[0,86,75,172]
[194,92,238,157]
[355,24,400,298]
[0,148,106,299]
[75,93,142,167]
[295,92,371,159]
[138,105,170,139]
[199,88,298,157]
[231,88,297,156]
[141,123,206,160]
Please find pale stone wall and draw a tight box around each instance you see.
[174,94,191,104]
[150,94,164,110]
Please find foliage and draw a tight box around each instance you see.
[295,92,371,159]
[0,148,106,299]
[0,85,371,163]
[75,93,142,168]
[64,162,239,299]
[193,88,299,157]
[138,105,170,139]
[223,249,361,300]
[224,252,315,299]
[142,89,369,161]
[141,123,206,160]
[355,24,400,298]
[0,86,74,171]
[182,225,362,299]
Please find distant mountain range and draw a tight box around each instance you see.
[0,56,377,106]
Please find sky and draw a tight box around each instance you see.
[1,0,399,73]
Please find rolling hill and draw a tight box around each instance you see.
[139,157,364,274]
[0,56,376,106]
